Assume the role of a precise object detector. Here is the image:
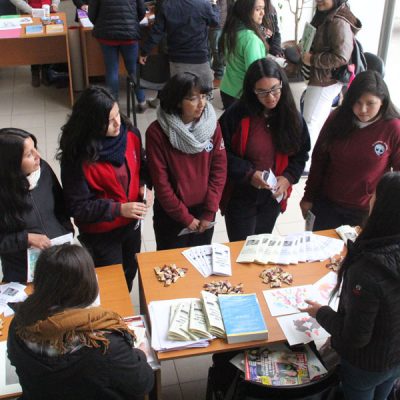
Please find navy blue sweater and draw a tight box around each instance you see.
[141,0,219,63]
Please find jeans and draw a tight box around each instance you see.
[340,359,400,400]
[224,186,281,241]
[209,28,224,79]
[99,42,145,103]
[302,82,343,171]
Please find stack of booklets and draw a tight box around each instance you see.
[182,243,232,277]
[243,343,327,386]
[335,225,359,243]
[149,291,268,350]
[262,272,337,346]
[77,9,93,28]
[237,232,344,265]
[0,282,27,317]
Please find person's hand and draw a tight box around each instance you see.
[300,200,313,219]
[120,202,147,219]
[198,219,211,233]
[187,218,200,232]
[274,176,290,199]
[50,4,58,12]
[28,233,51,249]
[298,299,322,319]
[250,171,270,190]
[139,56,147,65]
[81,4,88,11]
[302,52,312,66]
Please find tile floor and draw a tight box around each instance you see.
[0,65,308,399]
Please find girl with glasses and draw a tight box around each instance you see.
[219,58,310,241]
[146,73,227,250]
[57,86,152,292]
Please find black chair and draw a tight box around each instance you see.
[364,52,385,77]
[126,54,170,125]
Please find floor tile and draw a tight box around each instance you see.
[180,379,209,400]
[174,354,212,383]
[160,360,179,386]
[159,384,183,400]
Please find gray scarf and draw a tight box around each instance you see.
[157,102,217,154]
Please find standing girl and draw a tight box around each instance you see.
[0,128,73,282]
[146,73,227,250]
[219,58,310,241]
[57,86,151,291]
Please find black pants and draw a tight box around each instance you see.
[153,200,214,250]
[79,223,141,292]
[220,90,237,110]
[311,197,368,231]
[225,186,281,242]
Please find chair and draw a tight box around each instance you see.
[126,54,170,126]
[364,52,385,77]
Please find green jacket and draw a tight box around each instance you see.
[220,29,266,99]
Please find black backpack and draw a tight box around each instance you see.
[332,38,367,84]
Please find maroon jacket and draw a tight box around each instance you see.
[146,121,227,226]
[303,116,400,210]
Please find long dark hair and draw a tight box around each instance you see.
[159,72,210,116]
[0,128,37,232]
[220,0,267,58]
[321,70,399,149]
[334,172,400,295]
[57,86,132,165]
[241,58,303,153]
[14,244,99,328]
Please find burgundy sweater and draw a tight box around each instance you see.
[146,121,227,226]
[303,117,400,210]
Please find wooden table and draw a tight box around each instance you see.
[137,230,341,361]
[0,13,74,105]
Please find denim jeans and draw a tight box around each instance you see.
[209,28,224,79]
[340,359,400,400]
[99,42,145,103]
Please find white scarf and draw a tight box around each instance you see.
[156,102,217,154]
[27,167,41,190]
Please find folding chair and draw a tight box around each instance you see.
[126,54,170,126]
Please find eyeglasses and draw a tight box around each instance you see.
[183,93,213,103]
[254,84,282,98]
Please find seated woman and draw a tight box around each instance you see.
[0,128,73,283]
[57,86,152,291]
[219,0,268,109]
[7,244,154,400]
[301,171,400,399]
[219,58,310,241]
[146,72,227,250]
[300,70,400,231]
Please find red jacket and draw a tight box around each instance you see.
[146,121,227,226]
[29,0,51,7]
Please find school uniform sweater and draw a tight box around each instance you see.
[145,120,227,227]
[303,116,400,210]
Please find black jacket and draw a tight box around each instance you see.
[0,160,73,283]
[88,0,146,41]
[7,318,154,400]
[141,0,219,63]
[317,235,400,371]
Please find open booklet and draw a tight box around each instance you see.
[300,22,316,53]
[237,232,344,265]
[182,243,232,277]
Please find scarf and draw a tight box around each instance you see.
[16,307,135,354]
[156,102,217,154]
[27,167,41,190]
[98,125,127,166]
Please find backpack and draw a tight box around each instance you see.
[331,38,367,85]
